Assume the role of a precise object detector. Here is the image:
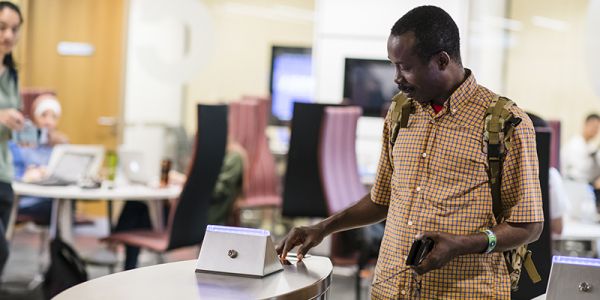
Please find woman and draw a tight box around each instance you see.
[0,1,23,277]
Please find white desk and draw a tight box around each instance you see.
[9,182,181,242]
[54,256,333,300]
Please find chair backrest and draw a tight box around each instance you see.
[228,98,280,206]
[548,120,561,171]
[282,102,337,218]
[512,129,552,299]
[167,104,228,250]
[319,106,366,214]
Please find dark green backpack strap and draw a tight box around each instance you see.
[387,92,413,167]
[484,95,521,220]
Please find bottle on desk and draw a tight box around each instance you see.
[160,159,172,187]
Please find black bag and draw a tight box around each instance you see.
[43,233,88,299]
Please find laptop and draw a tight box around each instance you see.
[31,145,105,186]
[118,150,152,185]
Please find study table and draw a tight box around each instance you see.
[8,182,181,242]
[53,256,333,300]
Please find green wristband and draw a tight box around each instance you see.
[481,229,497,254]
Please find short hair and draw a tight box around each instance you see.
[390,6,461,64]
[585,113,600,123]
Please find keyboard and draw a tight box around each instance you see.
[31,176,75,186]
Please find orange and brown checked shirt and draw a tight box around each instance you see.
[369,70,544,299]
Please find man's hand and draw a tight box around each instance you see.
[276,224,326,261]
[412,231,481,275]
[0,108,24,131]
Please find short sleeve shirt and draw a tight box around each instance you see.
[369,70,544,299]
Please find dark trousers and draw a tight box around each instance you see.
[114,201,168,270]
[0,182,14,277]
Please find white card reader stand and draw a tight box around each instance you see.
[195,225,283,277]
[546,256,600,300]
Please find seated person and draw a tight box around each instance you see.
[9,94,68,224]
[113,140,246,270]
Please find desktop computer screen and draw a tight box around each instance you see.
[269,46,314,123]
[343,58,398,117]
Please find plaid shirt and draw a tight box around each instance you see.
[370,71,544,299]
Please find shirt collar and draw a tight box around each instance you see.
[417,68,478,117]
[445,68,477,115]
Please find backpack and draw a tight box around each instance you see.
[43,228,88,298]
[388,92,541,292]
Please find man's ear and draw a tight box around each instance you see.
[435,51,451,70]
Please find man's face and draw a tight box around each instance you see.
[387,33,445,105]
[584,119,600,139]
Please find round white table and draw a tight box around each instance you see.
[8,182,181,241]
[54,256,333,300]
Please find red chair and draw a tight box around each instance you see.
[319,106,366,214]
[228,97,281,227]
[319,106,379,300]
[548,120,561,171]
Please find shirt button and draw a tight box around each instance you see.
[421,152,427,158]
[401,290,406,295]
[416,186,421,192]
[408,220,413,226]
[452,109,457,113]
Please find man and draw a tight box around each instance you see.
[562,114,600,183]
[277,6,543,299]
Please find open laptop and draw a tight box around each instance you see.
[118,150,152,185]
[30,145,105,186]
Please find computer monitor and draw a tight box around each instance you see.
[269,46,314,123]
[343,58,397,117]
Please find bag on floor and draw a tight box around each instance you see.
[43,235,88,299]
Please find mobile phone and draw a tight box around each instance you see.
[406,237,434,266]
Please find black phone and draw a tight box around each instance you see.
[405,237,434,266]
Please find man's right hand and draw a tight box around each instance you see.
[276,224,327,261]
[0,108,24,131]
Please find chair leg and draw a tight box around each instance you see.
[38,228,48,274]
[355,268,362,300]
[157,252,165,264]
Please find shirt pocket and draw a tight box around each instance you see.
[432,124,487,178]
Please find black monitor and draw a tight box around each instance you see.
[269,46,314,123]
[343,58,397,117]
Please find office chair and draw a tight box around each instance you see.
[102,104,228,264]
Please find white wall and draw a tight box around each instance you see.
[122,0,194,179]
[313,0,474,178]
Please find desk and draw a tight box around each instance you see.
[8,182,181,242]
[54,256,333,300]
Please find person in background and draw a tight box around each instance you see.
[562,113,600,212]
[277,6,543,299]
[112,140,246,270]
[562,114,600,183]
[0,1,23,278]
[527,113,568,235]
[9,94,68,224]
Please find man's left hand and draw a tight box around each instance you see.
[412,231,473,275]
